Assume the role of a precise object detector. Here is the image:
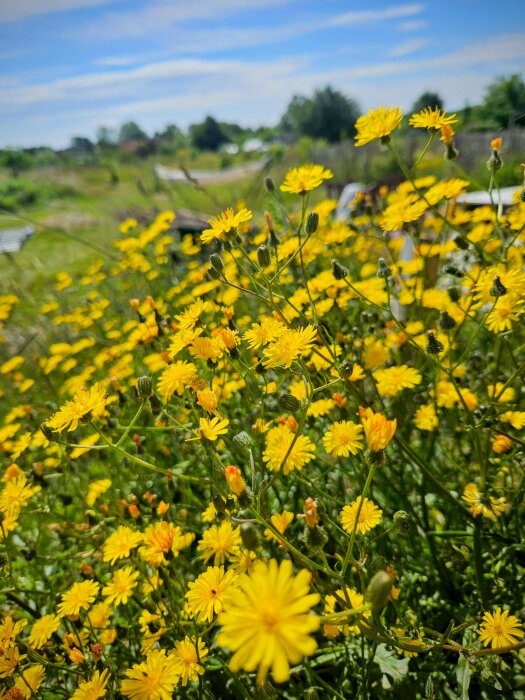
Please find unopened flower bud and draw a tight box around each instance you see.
[393,510,411,534]
[212,494,227,515]
[264,176,275,193]
[487,150,503,173]
[40,422,56,442]
[490,275,507,297]
[302,497,319,529]
[339,360,354,379]
[425,677,436,700]
[279,394,301,412]
[241,523,260,551]
[305,211,319,235]
[366,570,394,611]
[377,257,392,279]
[331,259,348,280]
[136,375,152,399]
[426,331,444,355]
[209,253,224,272]
[453,235,469,250]
[305,524,328,550]
[233,431,253,447]
[257,244,271,268]
[447,286,461,303]
[224,465,247,497]
[207,266,222,280]
[443,265,463,277]
[438,310,456,330]
[444,142,459,161]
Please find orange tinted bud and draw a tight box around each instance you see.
[3,464,23,481]
[379,185,389,198]
[359,406,397,452]
[332,392,347,408]
[129,298,140,310]
[440,124,455,145]
[492,434,512,454]
[225,465,247,496]
[128,504,140,519]
[6,689,24,700]
[491,137,503,152]
[90,643,104,662]
[223,306,234,321]
[69,648,85,664]
[303,497,319,528]
[142,491,156,506]
[79,562,94,576]
[157,500,169,516]
[146,296,156,309]
[286,416,299,433]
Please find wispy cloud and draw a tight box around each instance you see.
[398,19,428,31]
[0,0,122,24]
[390,38,429,57]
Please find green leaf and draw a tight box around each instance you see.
[374,644,410,689]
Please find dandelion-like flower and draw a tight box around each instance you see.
[373,365,422,398]
[171,636,208,686]
[121,649,181,699]
[340,497,382,535]
[217,559,320,684]
[198,416,229,442]
[102,566,139,606]
[323,421,364,457]
[280,164,333,195]
[157,361,197,402]
[28,614,61,649]
[185,566,238,623]
[408,107,458,131]
[197,520,241,565]
[462,483,508,520]
[359,407,397,452]
[102,526,143,565]
[71,668,110,700]
[263,424,315,474]
[201,207,252,244]
[57,580,100,618]
[478,608,524,649]
[46,383,109,432]
[354,106,403,147]
[262,325,317,368]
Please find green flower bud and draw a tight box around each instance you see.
[438,310,456,330]
[393,510,411,534]
[331,259,348,280]
[279,394,301,412]
[240,523,260,551]
[426,331,444,355]
[40,422,56,442]
[207,266,222,280]
[264,176,275,193]
[305,211,319,235]
[209,253,224,272]
[339,360,354,379]
[257,244,271,268]
[377,257,392,279]
[233,431,253,447]
[366,570,393,611]
[136,375,152,399]
[453,235,469,250]
[444,142,459,161]
[305,524,328,550]
[490,275,507,297]
[447,286,461,303]
[487,150,503,173]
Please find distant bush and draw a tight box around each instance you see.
[0,177,77,211]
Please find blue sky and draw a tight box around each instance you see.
[1,0,524,148]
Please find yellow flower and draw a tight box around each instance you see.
[486,296,523,333]
[492,434,512,454]
[244,318,286,349]
[197,520,241,565]
[262,325,317,368]
[198,416,229,442]
[86,479,112,507]
[0,475,41,520]
[264,511,294,542]
[391,627,426,657]
[12,664,46,699]
[408,107,458,130]
[359,407,397,451]
[28,614,61,649]
[340,497,382,535]
[462,483,508,520]
[121,649,181,699]
[196,388,219,414]
[157,361,197,402]
[102,566,139,606]
[414,403,438,431]
[324,588,370,636]
[71,668,110,700]
[440,124,455,145]
[217,559,320,685]
[323,421,363,457]
[57,580,100,617]
[280,164,333,195]
[354,106,403,147]
[478,608,523,649]
[201,207,252,244]
[263,424,315,474]
[381,195,428,232]
[224,465,247,496]
[102,526,143,565]
[373,365,422,397]
[46,383,109,432]
[171,636,208,686]
[139,522,194,567]
[185,566,238,623]
[487,383,515,403]
[500,411,525,430]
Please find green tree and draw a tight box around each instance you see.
[280,86,361,143]
[189,116,228,152]
[481,74,525,128]
[118,121,148,143]
[411,91,444,113]
[1,149,32,177]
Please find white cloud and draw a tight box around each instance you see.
[398,19,428,31]
[390,38,429,57]
[0,0,122,24]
